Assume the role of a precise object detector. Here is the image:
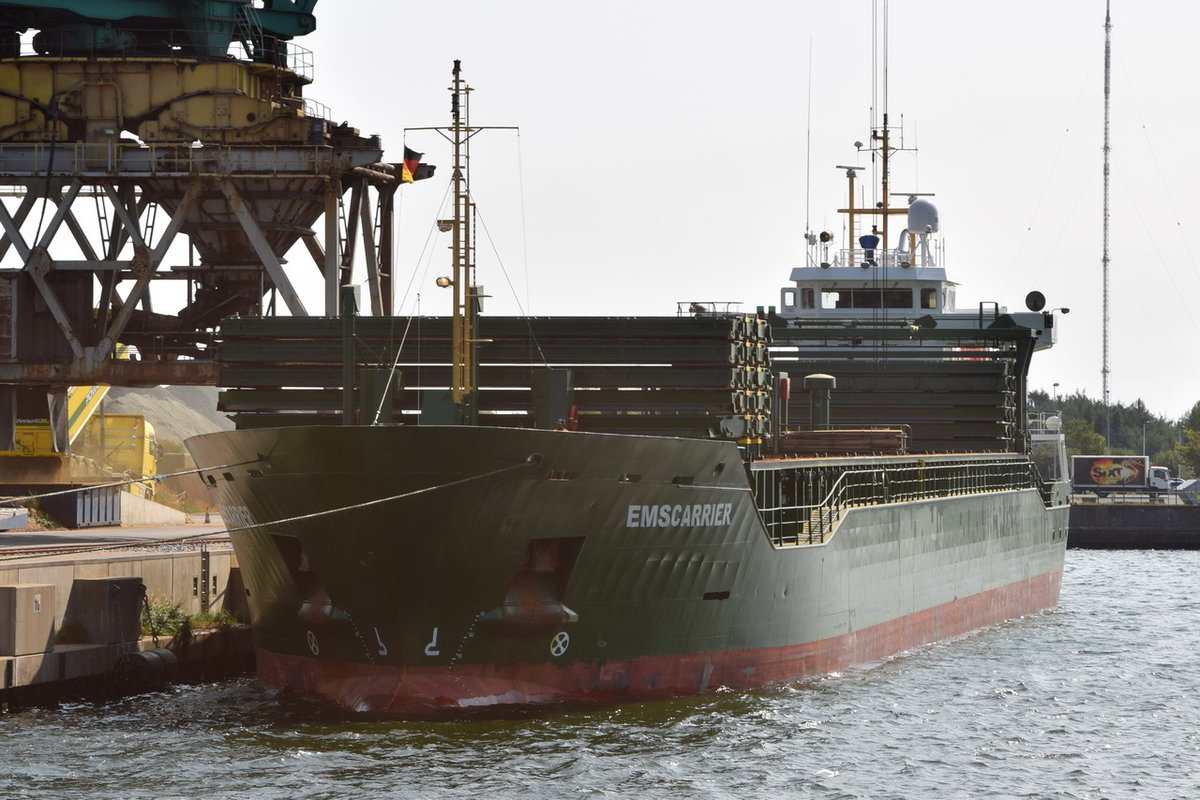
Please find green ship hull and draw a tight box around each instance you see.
[187,424,1068,715]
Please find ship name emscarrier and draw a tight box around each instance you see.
[626,503,734,528]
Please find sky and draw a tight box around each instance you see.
[292,0,1200,419]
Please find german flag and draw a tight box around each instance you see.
[401,146,435,183]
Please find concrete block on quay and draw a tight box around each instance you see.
[5,566,73,618]
[61,577,144,645]
[0,584,56,656]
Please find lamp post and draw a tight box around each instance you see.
[1053,382,1060,404]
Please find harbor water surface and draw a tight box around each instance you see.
[3,549,1197,800]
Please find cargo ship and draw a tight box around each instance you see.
[186,70,1071,715]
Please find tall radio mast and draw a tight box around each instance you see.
[1101,1,1112,440]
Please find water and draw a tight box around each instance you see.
[4,550,1199,800]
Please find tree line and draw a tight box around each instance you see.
[1028,390,1200,479]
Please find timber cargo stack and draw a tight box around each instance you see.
[215,314,775,442]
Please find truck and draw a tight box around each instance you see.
[1071,454,1176,497]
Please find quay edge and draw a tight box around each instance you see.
[1069,501,1200,549]
[0,536,255,707]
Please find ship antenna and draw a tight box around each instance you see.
[804,36,813,240]
[1101,1,1112,442]
[405,62,518,424]
[876,0,890,249]
[448,59,477,423]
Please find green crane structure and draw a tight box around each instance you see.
[0,1,316,60]
[0,0,434,456]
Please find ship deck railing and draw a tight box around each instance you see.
[815,246,941,270]
[756,456,1039,547]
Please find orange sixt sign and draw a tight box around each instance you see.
[1073,456,1147,487]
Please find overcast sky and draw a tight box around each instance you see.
[296,0,1200,420]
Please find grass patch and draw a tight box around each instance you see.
[192,608,239,629]
[142,598,239,638]
[142,598,191,638]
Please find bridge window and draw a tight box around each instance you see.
[821,288,913,310]
[921,288,938,309]
[782,288,816,311]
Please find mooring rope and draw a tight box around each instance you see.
[220,454,538,534]
[0,454,539,563]
[0,458,267,507]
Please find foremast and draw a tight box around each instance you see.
[445,62,478,422]
[411,61,516,424]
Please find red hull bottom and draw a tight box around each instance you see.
[255,569,1063,716]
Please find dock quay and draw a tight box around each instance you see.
[1068,497,1200,549]
[0,523,254,707]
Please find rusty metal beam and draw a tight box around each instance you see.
[220,180,308,316]
[378,185,397,315]
[324,179,339,314]
[0,193,36,262]
[302,232,325,274]
[101,182,147,250]
[88,181,203,371]
[359,190,382,315]
[25,181,87,360]
[0,192,31,262]
[340,180,361,288]
[0,358,218,387]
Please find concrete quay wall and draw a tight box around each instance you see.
[1069,502,1200,549]
[0,545,238,622]
[4,626,254,703]
[0,542,253,703]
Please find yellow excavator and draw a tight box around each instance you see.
[1,357,160,499]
